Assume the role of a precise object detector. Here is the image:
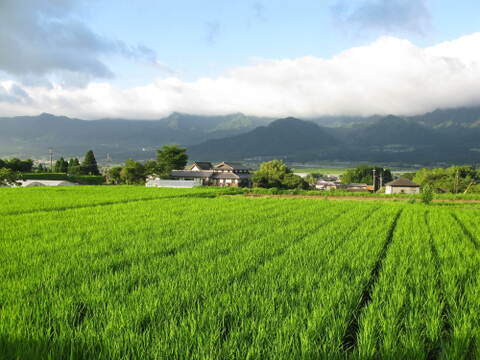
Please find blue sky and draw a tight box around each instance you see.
[82,0,480,86]
[1,0,480,119]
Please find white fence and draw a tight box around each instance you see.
[145,178,202,188]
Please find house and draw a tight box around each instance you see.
[315,180,342,190]
[342,183,369,192]
[169,161,252,187]
[385,178,421,194]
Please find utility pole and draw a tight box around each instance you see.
[454,169,459,194]
[48,148,54,172]
[372,168,377,191]
[379,168,383,189]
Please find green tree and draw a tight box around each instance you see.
[156,145,188,176]
[34,163,47,173]
[0,168,22,186]
[80,150,100,175]
[106,166,123,185]
[143,160,158,176]
[252,160,308,189]
[68,158,81,175]
[120,159,145,185]
[304,173,320,187]
[54,157,68,173]
[3,158,33,172]
[413,165,478,193]
[341,165,392,186]
[421,184,434,205]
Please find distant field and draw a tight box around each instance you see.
[292,167,420,176]
[1,187,480,359]
[292,167,349,175]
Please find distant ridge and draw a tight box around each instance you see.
[188,117,339,161]
[1,106,480,164]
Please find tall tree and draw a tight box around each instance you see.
[54,157,68,173]
[68,158,81,175]
[156,145,188,176]
[80,150,100,175]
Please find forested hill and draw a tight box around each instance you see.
[0,112,270,160]
[2,106,480,164]
[188,117,340,160]
[189,112,480,164]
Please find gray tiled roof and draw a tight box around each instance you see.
[189,162,213,170]
[212,172,252,179]
[171,170,213,178]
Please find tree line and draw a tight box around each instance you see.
[106,145,188,184]
[52,150,100,176]
[412,165,480,193]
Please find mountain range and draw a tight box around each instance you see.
[1,107,480,165]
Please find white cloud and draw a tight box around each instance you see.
[2,33,480,119]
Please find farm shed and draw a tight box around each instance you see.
[19,180,78,187]
[385,178,420,194]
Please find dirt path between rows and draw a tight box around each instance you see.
[243,193,480,204]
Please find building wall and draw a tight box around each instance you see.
[385,186,420,194]
[146,178,202,188]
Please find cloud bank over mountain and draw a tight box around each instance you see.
[1,33,480,119]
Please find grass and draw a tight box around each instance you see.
[1,186,479,359]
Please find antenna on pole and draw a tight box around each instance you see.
[48,148,54,172]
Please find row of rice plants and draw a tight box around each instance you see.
[0,186,220,215]
[147,204,402,359]
[426,209,480,358]
[83,200,357,359]
[0,196,353,359]
[0,196,284,302]
[352,207,442,358]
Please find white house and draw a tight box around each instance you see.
[170,161,252,187]
[385,178,420,194]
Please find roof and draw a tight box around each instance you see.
[171,170,213,178]
[214,161,250,171]
[212,172,252,179]
[385,178,420,187]
[189,161,213,170]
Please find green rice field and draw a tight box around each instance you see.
[1,186,479,359]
